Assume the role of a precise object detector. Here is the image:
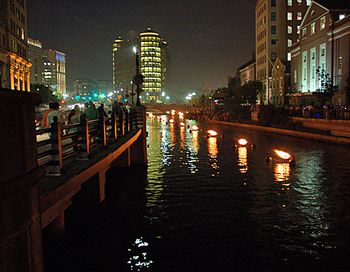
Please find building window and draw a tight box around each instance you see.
[271,12,276,21]
[271,52,276,61]
[320,16,326,29]
[288,53,292,61]
[288,26,293,34]
[271,26,276,34]
[288,39,292,47]
[271,0,276,7]
[306,0,311,5]
[288,0,292,6]
[297,12,303,20]
[294,70,297,83]
[302,27,307,38]
[287,12,292,21]
[339,14,346,20]
[311,22,315,35]
[271,39,277,45]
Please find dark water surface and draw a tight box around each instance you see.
[44,116,350,272]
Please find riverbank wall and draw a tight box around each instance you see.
[208,119,350,146]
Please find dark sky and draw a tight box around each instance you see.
[27,0,255,92]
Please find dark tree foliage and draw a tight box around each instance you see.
[31,84,56,103]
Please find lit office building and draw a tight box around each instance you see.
[255,0,311,104]
[0,0,31,91]
[42,49,66,97]
[27,38,44,85]
[140,28,162,102]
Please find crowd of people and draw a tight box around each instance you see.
[285,104,350,120]
[40,101,130,129]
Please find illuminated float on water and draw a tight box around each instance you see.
[207,130,218,137]
[169,119,175,125]
[179,122,186,127]
[266,149,296,166]
[191,125,199,132]
[234,138,256,149]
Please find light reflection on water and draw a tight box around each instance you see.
[127,116,350,271]
[238,146,248,174]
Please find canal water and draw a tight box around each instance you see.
[44,115,350,272]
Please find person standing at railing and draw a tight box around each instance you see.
[47,102,65,126]
[41,102,54,128]
[85,101,99,121]
[68,105,81,147]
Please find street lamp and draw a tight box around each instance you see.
[133,46,143,106]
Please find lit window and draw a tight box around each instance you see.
[302,28,307,37]
[297,12,302,20]
[288,53,292,61]
[288,26,293,34]
[306,0,311,5]
[288,39,292,47]
[287,12,292,21]
[288,0,292,6]
[311,22,315,34]
[320,16,326,29]
[339,14,346,20]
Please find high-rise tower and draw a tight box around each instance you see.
[140,28,162,103]
[255,0,310,103]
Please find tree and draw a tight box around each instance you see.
[31,84,57,103]
[316,67,333,93]
[241,81,263,105]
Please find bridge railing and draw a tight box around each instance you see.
[36,106,144,176]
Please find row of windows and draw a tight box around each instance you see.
[141,62,161,68]
[287,0,311,6]
[9,1,26,25]
[287,11,303,21]
[141,42,160,47]
[302,16,326,38]
[141,51,161,57]
[257,55,266,66]
[141,47,161,53]
[257,29,266,42]
[141,57,161,62]
[140,36,160,42]
[257,42,266,54]
[256,3,266,18]
[10,19,25,40]
[141,67,161,73]
[11,39,26,58]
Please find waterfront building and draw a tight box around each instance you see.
[112,37,136,94]
[42,49,66,97]
[255,0,310,104]
[140,28,162,103]
[27,38,44,85]
[290,0,350,105]
[112,28,169,103]
[239,59,256,85]
[0,0,31,91]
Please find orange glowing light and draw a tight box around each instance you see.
[274,150,292,160]
[191,125,199,131]
[171,110,176,115]
[207,130,218,137]
[179,122,185,127]
[169,119,175,124]
[238,138,248,146]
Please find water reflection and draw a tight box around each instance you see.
[207,137,219,176]
[186,128,199,174]
[237,147,248,174]
[274,163,291,183]
[127,237,153,271]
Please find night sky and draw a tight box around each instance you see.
[27,0,255,93]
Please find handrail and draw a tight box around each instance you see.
[36,106,145,176]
